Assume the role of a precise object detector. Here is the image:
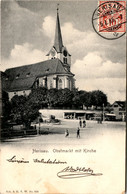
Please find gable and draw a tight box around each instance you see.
[112,101,126,109]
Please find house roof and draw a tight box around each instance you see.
[3,58,74,92]
[112,101,126,108]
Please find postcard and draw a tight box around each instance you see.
[0,0,126,194]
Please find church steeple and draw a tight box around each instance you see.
[53,5,63,52]
[47,5,71,68]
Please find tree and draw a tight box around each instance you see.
[90,90,107,108]
[1,90,11,128]
[72,89,107,110]
[57,88,74,108]
[10,95,39,129]
[47,88,59,108]
[78,91,90,109]
[28,87,48,109]
[72,90,85,108]
[47,88,74,108]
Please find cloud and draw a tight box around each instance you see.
[41,15,126,65]
[1,43,47,71]
[72,52,125,79]
[62,22,85,44]
[42,16,55,39]
[1,1,45,59]
[72,52,126,103]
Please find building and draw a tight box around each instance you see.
[111,101,126,121]
[2,9,75,100]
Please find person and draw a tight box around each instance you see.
[79,118,82,128]
[77,127,80,138]
[83,119,86,128]
[65,129,69,137]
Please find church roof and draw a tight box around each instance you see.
[3,58,74,92]
[53,11,63,52]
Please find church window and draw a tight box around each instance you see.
[59,79,62,89]
[63,57,67,64]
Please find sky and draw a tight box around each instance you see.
[1,0,126,103]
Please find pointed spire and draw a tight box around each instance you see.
[54,4,63,52]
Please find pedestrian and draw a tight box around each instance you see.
[79,118,82,128]
[77,127,80,138]
[65,129,69,137]
[83,120,86,128]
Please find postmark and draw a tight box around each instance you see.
[92,1,126,40]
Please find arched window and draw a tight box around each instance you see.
[59,79,62,89]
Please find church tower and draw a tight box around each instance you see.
[47,6,71,71]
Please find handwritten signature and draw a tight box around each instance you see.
[7,156,67,164]
[57,166,103,179]
[7,156,29,163]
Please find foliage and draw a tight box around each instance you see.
[10,95,39,128]
[90,90,107,107]
[29,87,48,109]
[47,88,74,108]
[47,88,59,107]
[72,89,83,108]
[3,87,108,129]
[1,91,11,128]
[57,88,74,108]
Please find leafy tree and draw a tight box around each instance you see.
[47,88,74,108]
[29,87,48,109]
[78,91,90,109]
[72,90,107,109]
[72,90,84,108]
[20,100,39,128]
[10,95,39,129]
[90,90,107,108]
[1,90,11,128]
[57,88,74,108]
[47,88,59,108]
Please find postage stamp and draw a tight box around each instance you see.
[92,1,126,40]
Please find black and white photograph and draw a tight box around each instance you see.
[0,0,126,193]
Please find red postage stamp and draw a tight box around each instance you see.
[98,1,126,33]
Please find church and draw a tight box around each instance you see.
[2,9,75,100]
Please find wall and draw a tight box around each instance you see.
[47,75,56,89]
[39,109,90,119]
[111,102,126,120]
[8,90,31,100]
[59,53,71,67]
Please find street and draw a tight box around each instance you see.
[1,120,126,194]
